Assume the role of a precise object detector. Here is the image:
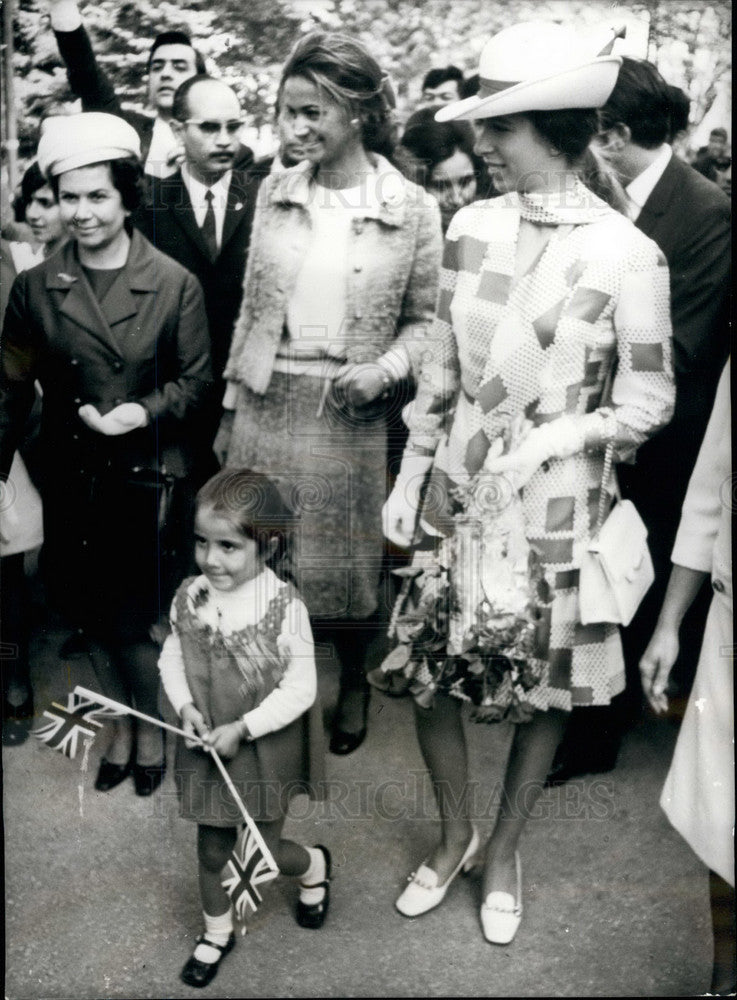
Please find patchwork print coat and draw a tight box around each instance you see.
[409,188,675,709]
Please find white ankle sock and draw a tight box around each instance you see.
[193,909,233,963]
[299,847,327,905]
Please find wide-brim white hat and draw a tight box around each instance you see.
[37,112,141,177]
[436,21,622,122]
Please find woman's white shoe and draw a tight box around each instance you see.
[396,827,480,917]
[480,850,522,944]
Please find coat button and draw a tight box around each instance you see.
[112,361,124,373]
[713,578,725,593]
[354,309,363,319]
[354,263,363,272]
[113,398,123,406]
[70,358,79,366]
[74,397,81,405]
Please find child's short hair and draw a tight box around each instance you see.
[197,468,296,574]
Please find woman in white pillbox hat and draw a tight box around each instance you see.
[0,112,212,795]
[380,22,674,943]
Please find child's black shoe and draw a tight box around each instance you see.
[296,844,331,929]
[180,933,235,988]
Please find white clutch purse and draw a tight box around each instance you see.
[579,444,654,626]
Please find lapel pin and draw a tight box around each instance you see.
[57,273,77,283]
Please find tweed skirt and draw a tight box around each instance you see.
[227,372,388,620]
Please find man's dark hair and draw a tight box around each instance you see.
[421,65,464,92]
[666,84,690,141]
[600,57,673,149]
[148,31,206,74]
[171,74,221,122]
[459,73,480,100]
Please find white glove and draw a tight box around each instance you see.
[382,452,434,548]
[484,416,585,489]
[78,402,149,436]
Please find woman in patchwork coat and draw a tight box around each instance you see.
[382,22,674,943]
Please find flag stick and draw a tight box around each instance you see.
[206,747,278,871]
[73,685,278,871]
[74,685,203,745]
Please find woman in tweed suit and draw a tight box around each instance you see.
[383,22,674,942]
[216,32,442,754]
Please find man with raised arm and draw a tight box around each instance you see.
[47,0,252,177]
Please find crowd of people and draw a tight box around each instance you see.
[0,2,732,993]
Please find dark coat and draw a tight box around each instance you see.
[134,168,260,379]
[617,153,731,678]
[54,25,253,172]
[621,154,731,524]
[0,230,212,625]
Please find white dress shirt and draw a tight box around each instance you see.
[144,118,180,179]
[625,144,672,221]
[181,164,232,251]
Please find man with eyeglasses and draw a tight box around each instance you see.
[135,76,260,470]
[47,0,253,178]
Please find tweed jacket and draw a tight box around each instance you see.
[0,229,211,481]
[223,154,442,395]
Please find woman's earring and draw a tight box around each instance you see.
[351,118,360,128]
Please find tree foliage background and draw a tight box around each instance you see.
[7,0,733,160]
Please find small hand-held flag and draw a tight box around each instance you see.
[32,691,124,758]
[222,824,279,924]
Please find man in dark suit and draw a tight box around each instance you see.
[134,75,259,465]
[549,57,731,782]
[48,0,252,177]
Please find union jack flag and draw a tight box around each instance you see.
[32,691,123,759]
[221,824,279,922]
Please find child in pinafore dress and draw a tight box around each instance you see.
[159,468,328,989]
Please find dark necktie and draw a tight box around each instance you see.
[201,188,218,259]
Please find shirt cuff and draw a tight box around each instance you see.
[222,381,239,411]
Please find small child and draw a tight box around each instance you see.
[159,468,328,989]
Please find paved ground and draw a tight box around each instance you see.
[3,614,716,999]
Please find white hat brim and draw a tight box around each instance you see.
[436,56,621,122]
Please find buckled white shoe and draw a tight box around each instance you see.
[396,827,479,918]
[480,850,522,944]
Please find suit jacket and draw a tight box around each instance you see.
[135,168,260,379]
[619,154,731,550]
[54,25,253,172]
[0,228,211,481]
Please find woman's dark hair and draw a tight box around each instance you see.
[13,161,49,222]
[279,31,396,158]
[599,57,672,149]
[525,109,628,214]
[399,106,487,191]
[196,468,297,579]
[527,108,600,162]
[49,156,144,213]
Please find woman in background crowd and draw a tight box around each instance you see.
[398,107,492,232]
[1,161,66,745]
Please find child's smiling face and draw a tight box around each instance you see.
[194,505,263,592]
